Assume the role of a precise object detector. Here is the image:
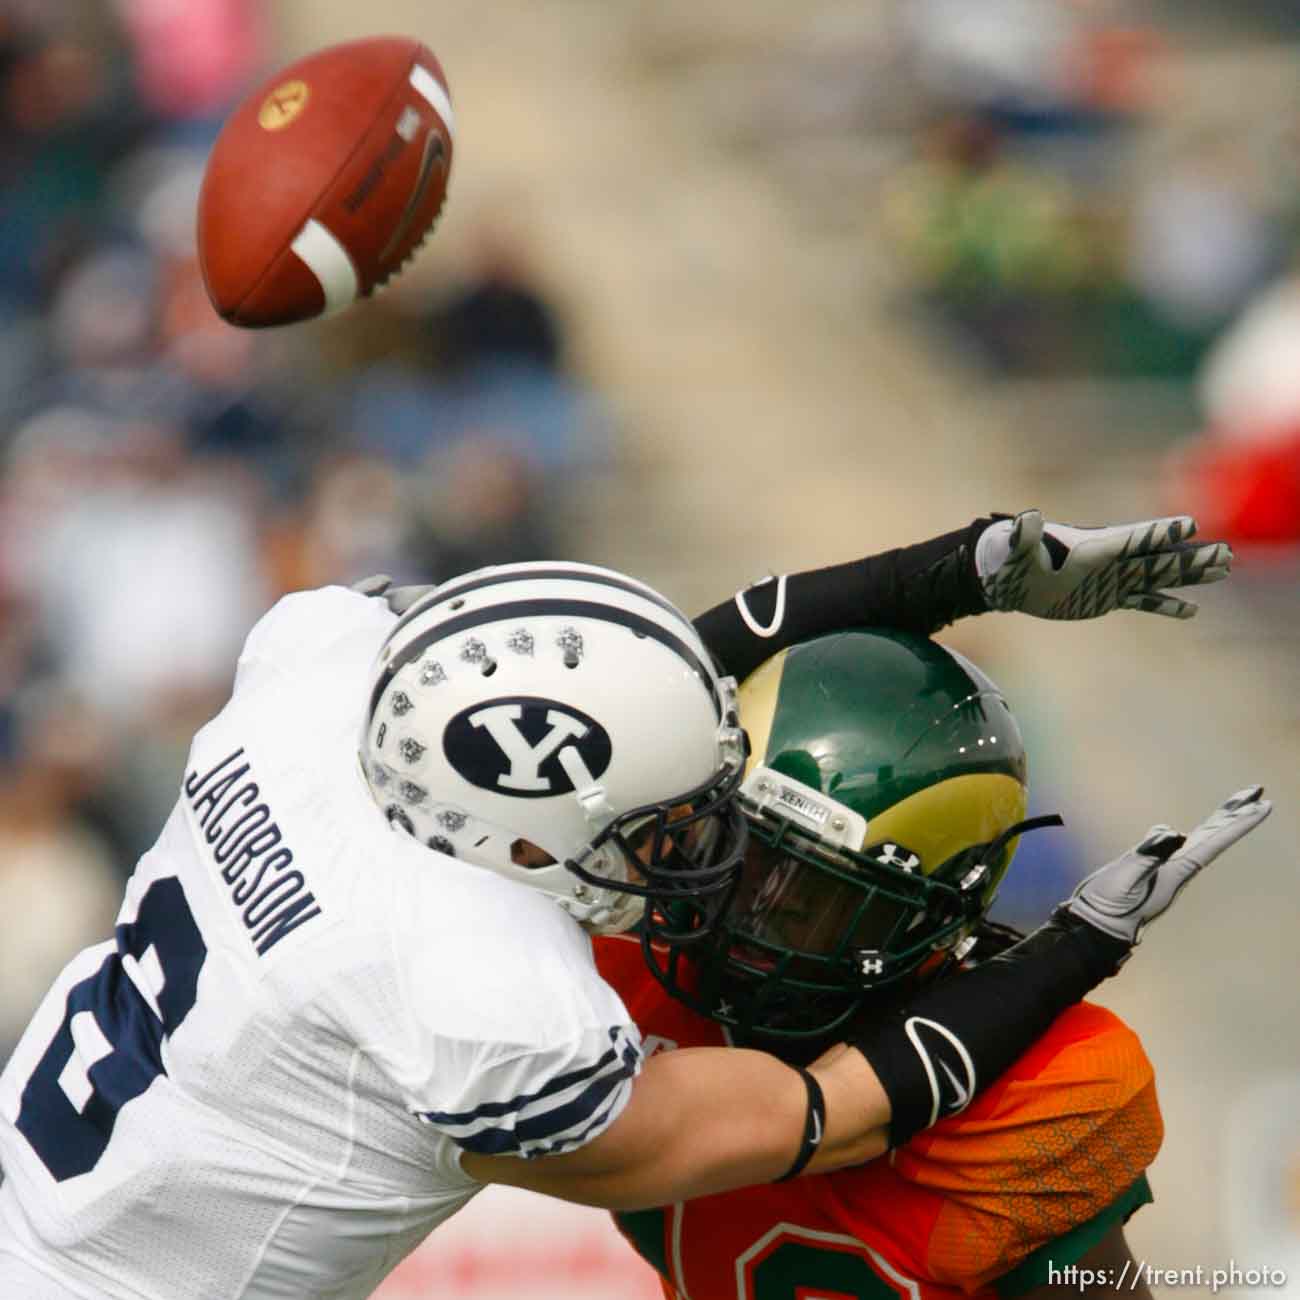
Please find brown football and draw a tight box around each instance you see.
[198,36,454,328]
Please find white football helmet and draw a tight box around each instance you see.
[360,561,749,936]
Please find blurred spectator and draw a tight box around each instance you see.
[112,0,266,123]
[407,433,558,580]
[0,684,121,1065]
[430,220,565,375]
[6,414,267,727]
[1126,135,1281,335]
[880,7,1300,384]
[904,0,1086,119]
[885,114,1089,292]
[2,407,271,856]
[413,210,610,475]
[105,141,314,494]
[340,208,606,477]
[882,113,1093,371]
[901,0,1158,134]
[1198,273,1300,438]
[1164,273,1300,548]
[275,452,412,591]
[0,3,153,309]
[39,241,192,429]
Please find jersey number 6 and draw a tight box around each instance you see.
[15,876,207,1182]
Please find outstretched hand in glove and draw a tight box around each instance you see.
[1062,785,1271,952]
[851,785,1271,1146]
[977,509,1232,621]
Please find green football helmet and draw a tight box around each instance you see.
[644,627,1048,1040]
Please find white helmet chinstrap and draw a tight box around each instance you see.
[360,561,749,936]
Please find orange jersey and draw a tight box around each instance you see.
[595,935,1163,1300]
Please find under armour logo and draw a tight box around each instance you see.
[868,842,922,872]
[443,696,612,798]
[859,951,885,976]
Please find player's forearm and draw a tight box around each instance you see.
[851,915,1128,1148]
[691,518,993,680]
[461,1043,890,1211]
[466,922,1126,1206]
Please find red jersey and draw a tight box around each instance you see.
[595,935,1163,1300]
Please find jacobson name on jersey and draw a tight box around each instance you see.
[0,586,642,1300]
[182,746,322,957]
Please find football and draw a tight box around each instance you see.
[198,36,454,328]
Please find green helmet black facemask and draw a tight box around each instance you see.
[643,628,1053,1041]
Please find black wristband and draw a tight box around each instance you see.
[774,1067,826,1182]
[851,915,1128,1149]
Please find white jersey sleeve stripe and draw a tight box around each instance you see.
[420,1026,634,1124]
[445,1050,636,1158]
[420,1029,640,1157]
[523,1074,635,1159]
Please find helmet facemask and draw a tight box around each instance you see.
[641,628,1051,1041]
[570,752,750,944]
[646,797,1062,1041]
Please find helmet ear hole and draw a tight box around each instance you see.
[510,838,557,869]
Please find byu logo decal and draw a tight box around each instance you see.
[443,696,612,797]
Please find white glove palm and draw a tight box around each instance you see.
[977,510,1232,620]
[1064,786,1271,947]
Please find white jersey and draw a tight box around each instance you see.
[0,587,642,1300]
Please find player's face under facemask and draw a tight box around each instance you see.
[728,836,909,969]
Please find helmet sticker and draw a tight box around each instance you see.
[385,805,414,833]
[418,660,446,686]
[556,627,584,667]
[506,628,535,655]
[443,696,612,798]
[865,842,922,873]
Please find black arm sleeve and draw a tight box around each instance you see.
[850,915,1130,1148]
[692,517,997,680]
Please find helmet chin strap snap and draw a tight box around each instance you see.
[560,747,614,824]
[959,813,1066,904]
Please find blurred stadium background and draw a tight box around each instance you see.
[1,0,1298,1294]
